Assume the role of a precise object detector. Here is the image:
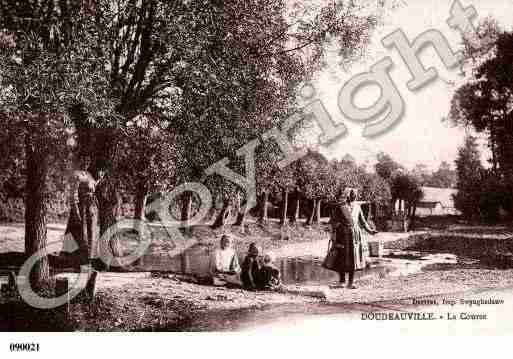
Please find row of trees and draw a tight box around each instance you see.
[253,148,432,231]
[252,149,391,227]
[373,152,424,226]
[0,0,391,288]
[375,152,456,189]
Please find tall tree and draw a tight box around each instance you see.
[298,150,331,226]
[375,152,402,182]
[65,0,386,239]
[117,116,182,221]
[390,173,423,219]
[453,135,484,219]
[0,1,113,286]
[448,21,513,181]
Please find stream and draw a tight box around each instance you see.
[141,244,458,285]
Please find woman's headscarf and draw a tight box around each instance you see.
[247,242,259,256]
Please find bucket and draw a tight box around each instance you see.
[369,241,384,258]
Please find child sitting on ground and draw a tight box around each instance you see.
[240,243,261,291]
[258,252,281,290]
[209,234,241,287]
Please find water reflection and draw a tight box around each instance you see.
[141,245,390,285]
[141,245,214,276]
[277,256,390,285]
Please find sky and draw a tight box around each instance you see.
[305,0,513,171]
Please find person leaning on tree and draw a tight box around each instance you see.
[61,163,105,268]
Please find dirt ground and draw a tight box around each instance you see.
[3,219,513,331]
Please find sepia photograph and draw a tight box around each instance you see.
[1,0,513,355]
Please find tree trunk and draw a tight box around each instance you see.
[234,211,246,226]
[313,199,322,225]
[212,198,231,229]
[96,179,123,269]
[78,183,100,262]
[260,192,269,224]
[180,192,193,223]
[234,198,247,227]
[410,203,417,231]
[180,191,193,235]
[281,189,289,225]
[236,192,241,215]
[306,199,316,226]
[24,134,50,290]
[134,187,147,221]
[288,191,300,224]
[294,197,300,223]
[491,123,498,174]
[133,186,148,267]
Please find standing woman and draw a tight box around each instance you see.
[325,188,377,289]
[347,189,378,288]
[61,168,101,266]
[79,165,105,263]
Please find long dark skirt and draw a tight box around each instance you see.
[333,229,365,272]
[79,194,99,260]
[62,205,89,266]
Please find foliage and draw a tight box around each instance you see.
[0,1,115,193]
[298,150,331,201]
[360,173,391,207]
[453,135,510,221]
[117,116,182,196]
[0,0,392,231]
[391,173,423,210]
[410,163,431,186]
[449,22,513,183]
[409,161,457,188]
[477,171,512,221]
[453,135,485,219]
[428,161,457,188]
[0,0,118,285]
[375,151,402,181]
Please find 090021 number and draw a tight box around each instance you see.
[9,343,40,352]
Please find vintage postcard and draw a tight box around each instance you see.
[1,0,513,356]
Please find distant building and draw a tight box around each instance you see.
[416,186,460,217]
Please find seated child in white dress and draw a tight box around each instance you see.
[209,234,241,287]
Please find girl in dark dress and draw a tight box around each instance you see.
[258,253,281,290]
[328,188,377,289]
[241,243,261,290]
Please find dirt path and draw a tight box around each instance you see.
[0,223,66,253]
[173,279,513,332]
[240,286,513,335]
